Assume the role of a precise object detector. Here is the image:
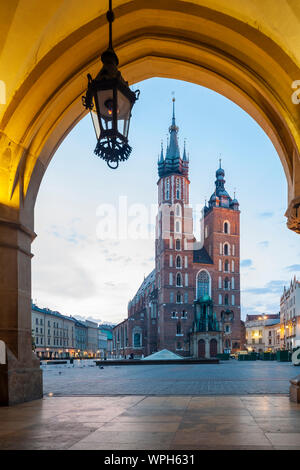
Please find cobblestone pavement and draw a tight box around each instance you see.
[42,360,299,396]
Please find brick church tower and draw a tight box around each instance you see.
[155,98,195,353]
[113,100,242,359]
[200,163,241,353]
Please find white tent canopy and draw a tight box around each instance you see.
[142,349,183,361]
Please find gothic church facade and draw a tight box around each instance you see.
[113,101,242,358]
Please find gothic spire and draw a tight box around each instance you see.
[157,98,189,178]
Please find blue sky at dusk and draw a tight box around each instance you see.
[32,78,300,324]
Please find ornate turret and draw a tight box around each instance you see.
[158,98,189,178]
[208,160,239,211]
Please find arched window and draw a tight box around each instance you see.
[176,292,182,303]
[175,221,181,233]
[224,277,229,290]
[176,273,182,286]
[197,270,210,299]
[224,221,230,234]
[134,333,141,347]
[175,239,181,250]
[175,204,181,216]
[224,260,229,272]
[219,259,222,271]
[224,243,228,255]
[176,256,181,268]
[177,321,182,335]
[224,294,229,305]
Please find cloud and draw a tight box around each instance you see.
[243,287,269,295]
[240,259,253,268]
[285,264,300,272]
[258,241,269,248]
[243,279,286,296]
[258,212,274,218]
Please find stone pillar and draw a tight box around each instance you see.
[290,376,300,403]
[0,218,42,406]
[205,337,210,358]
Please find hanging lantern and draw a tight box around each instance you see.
[82,0,140,169]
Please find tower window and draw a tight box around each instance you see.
[224,294,229,305]
[175,221,181,233]
[176,256,181,268]
[224,221,230,234]
[224,260,229,272]
[176,292,182,303]
[165,179,170,200]
[176,179,181,199]
[176,273,182,287]
[177,321,182,335]
[175,204,181,217]
[175,239,181,250]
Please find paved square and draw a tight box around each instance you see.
[42,360,298,396]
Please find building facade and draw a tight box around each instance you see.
[113,101,242,358]
[245,314,280,352]
[280,277,300,350]
[32,304,76,358]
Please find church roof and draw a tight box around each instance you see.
[193,247,213,264]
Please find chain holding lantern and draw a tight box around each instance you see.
[82,0,140,169]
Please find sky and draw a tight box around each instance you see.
[32,77,300,325]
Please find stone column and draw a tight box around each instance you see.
[290,376,300,403]
[0,218,42,406]
[205,337,210,358]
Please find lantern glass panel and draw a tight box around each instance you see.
[117,90,131,138]
[90,107,101,140]
[96,88,114,120]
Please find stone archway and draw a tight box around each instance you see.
[0,0,300,405]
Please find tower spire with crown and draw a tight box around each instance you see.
[158,98,189,178]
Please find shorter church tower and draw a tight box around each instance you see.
[201,162,241,352]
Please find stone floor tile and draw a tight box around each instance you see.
[265,433,300,447]
[172,431,272,447]
[99,421,180,433]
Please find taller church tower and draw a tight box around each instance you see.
[155,99,195,354]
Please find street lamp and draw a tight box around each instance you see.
[82,0,140,169]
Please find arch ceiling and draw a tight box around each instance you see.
[0,0,300,232]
